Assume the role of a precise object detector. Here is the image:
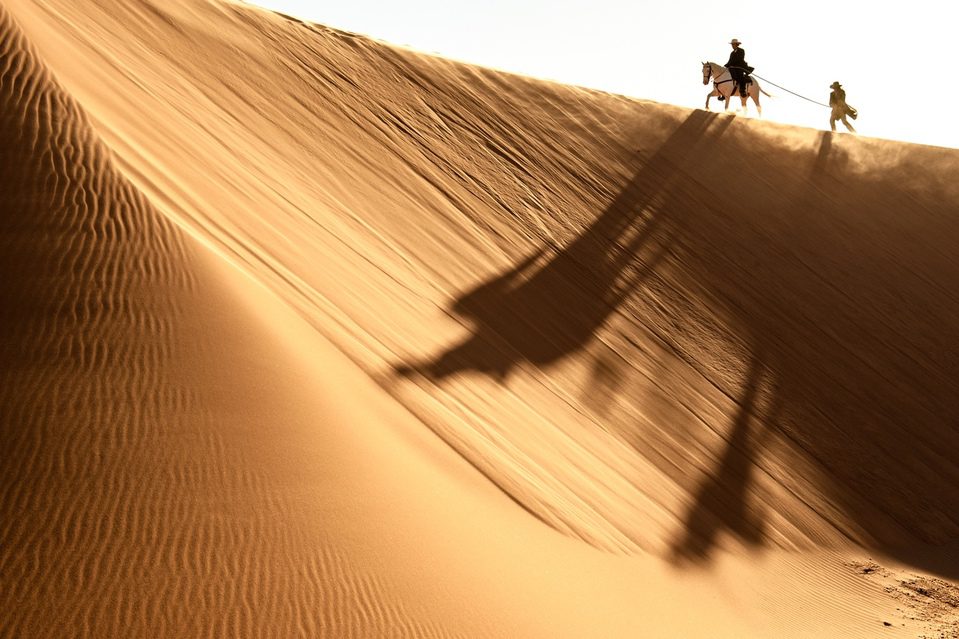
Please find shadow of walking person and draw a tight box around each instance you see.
[669,351,781,563]
[666,130,838,564]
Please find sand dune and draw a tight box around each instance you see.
[2,0,958,636]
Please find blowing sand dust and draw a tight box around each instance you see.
[1,1,957,637]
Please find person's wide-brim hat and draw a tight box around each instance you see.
[730,39,742,45]
[830,81,842,88]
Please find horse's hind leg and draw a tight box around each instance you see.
[753,91,762,117]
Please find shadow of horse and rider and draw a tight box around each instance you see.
[393,109,959,574]
[396,111,723,384]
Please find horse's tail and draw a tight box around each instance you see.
[755,81,773,98]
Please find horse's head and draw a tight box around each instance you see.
[702,61,711,85]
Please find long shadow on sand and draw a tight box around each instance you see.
[668,351,777,562]
[663,129,959,573]
[395,109,731,381]
[396,115,959,576]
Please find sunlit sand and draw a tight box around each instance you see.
[1,1,957,636]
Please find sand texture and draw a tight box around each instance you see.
[1,1,958,636]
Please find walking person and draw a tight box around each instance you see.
[829,81,857,132]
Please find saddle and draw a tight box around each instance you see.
[719,76,751,100]
[740,67,754,95]
[722,64,754,97]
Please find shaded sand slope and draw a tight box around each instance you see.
[2,0,958,636]
[4,7,883,638]
[0,7,438,636]
[8,0,959,565]
[0,8,584,637]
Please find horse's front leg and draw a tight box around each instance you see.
[723,89,730,111]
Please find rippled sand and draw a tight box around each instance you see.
[2,1,957,636]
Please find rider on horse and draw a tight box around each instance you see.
[725,39,753,98]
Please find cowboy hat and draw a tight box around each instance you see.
[830,81,842,88]
[729,38,742,45]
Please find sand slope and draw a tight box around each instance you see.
[0,7,430,635]
[2,0,958,636]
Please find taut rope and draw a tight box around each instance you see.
[726,66,831,108]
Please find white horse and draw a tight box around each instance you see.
[702,61,770,115]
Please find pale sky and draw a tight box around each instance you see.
[247,1,959,149]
